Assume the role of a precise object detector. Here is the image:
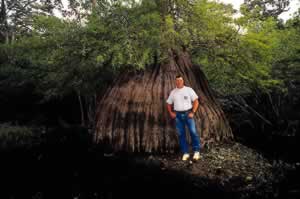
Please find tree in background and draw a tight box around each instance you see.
[272,9,300,89]
[242,0,290,19]
[0,0,66,44]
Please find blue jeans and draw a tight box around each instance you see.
[175,112,201,154]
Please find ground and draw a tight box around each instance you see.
[125,142,299,199]
[1,138,299,199]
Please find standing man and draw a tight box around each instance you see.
[166,75,201,161]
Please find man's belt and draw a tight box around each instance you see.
[175,109,192,114]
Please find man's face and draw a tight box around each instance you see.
[175,77,184,88]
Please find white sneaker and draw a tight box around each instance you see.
[182,153,190,161]
[193,152,200,160]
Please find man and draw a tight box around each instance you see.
[166,75,201,161]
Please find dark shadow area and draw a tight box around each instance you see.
[0,126,299,199]
[0,83,81,126]
[219,87,300,163]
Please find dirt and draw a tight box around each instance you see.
[128,142,299,199]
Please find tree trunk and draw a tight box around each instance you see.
[0,0,8,44]
[77,91,85,127]
[86,95,96,129]
[91,0,96,8]
[94,50,233,153]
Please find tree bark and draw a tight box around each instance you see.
[77,91,85,127]
[91,0,96,8]
[0,0,8,44]
[94,49,233,153]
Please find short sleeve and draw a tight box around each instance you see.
[189,88,198,101]
[166,92,173,104]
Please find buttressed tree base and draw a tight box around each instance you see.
[94,49,233,153]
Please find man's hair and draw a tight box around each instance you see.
[176,75,183,79]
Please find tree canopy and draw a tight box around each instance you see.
[0,0,299,124]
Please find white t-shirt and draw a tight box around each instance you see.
[166,86,199,111]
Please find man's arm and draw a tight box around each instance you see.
[188,99,199,118]
[189,88,200,113]
[167,103,176,119]
[192,99,199,113]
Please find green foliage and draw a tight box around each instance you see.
[193,2,298,94]
[242,0,290,19]
[271,12,300,86]
[87,0,161,69]
[0,123,41,149]
[1,0,299,99]
[237,18,283,90]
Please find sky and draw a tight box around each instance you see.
[218,0,300,21]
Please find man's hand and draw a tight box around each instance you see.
[188,112,194,118]
[170,111,176,119]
